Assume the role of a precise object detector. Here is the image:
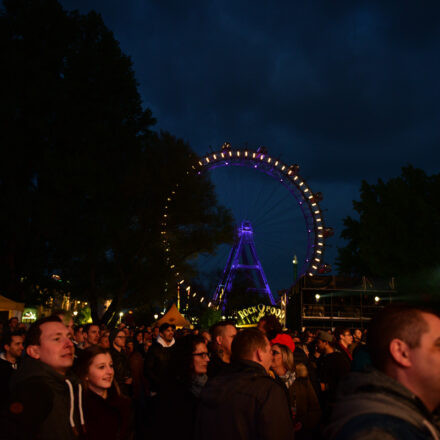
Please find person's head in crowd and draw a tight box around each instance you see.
[172,334,210,387]
[232,328,272,372]
[25,316,74,375]
[83,323,100,348]
[257,314,283,340]
[99,330,110,349]
[2,331,24,364]
[143,330,152,344]
[211,321,237,363]
[368,304,440,412]
[73,325,84,345]
[159,323,175,345]
[201,330,211,345]
[76,345,117,399]
[126,339,134,355]
[152,325,160,339]
[118,322,126,331]
[271,343,294,377]
[51,310,74,336]
[8,317,19,332]
[353,328,363,343]
[335,327,353,349]
[193,328,200,336]
[110,329,127,352]
[135,331,143,345]
[316,330,335,355]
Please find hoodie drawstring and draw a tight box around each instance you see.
[65,379,78,435]
[78,383,85,432]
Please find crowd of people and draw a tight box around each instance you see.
[0,304,439,439]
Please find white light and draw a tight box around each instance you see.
[245,151,248,157]
[304,188,310,193]
[299,182,304,186]
[318,234,324,238]
[73,311,78,316]
[275,161,279,166]
[293,176,299,181]
[315,294,320,300]
[317,250,322,254]
[119,312,123,317]
[237,151,240,156]
[154,314,159,319]
[229,151,232,157]
[208,302,212,307]
[312,265,318,269]
[318,226,323,230]
[252,152,256,158]
[205,157,210,163]
[213,154,217,159]
[179,279,185,284]
[375,296,380,303]
[314,258,320,262]
[260,154,264,160]
[281,165,286,171]
[200,297,204,303]
[221,152,225,158]
[185,286,191,291]
[316,218,322,222]
[221,316,226,320]
[288,170,292,175]
[267,157,272,163]
[198,161,203,166]
[318,242,324,246]
[308,195,313,199]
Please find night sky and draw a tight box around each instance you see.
[59,0,440,297]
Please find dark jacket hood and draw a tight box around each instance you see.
[324,367,440,440]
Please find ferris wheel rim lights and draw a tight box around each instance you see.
[162,144,331,307]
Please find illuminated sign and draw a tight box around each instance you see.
[22,308,37,322]
[237,304,285,326]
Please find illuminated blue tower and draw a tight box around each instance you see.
[213,220,275,311]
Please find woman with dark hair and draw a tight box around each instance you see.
[76,345,133,440]
[153,334,210,440]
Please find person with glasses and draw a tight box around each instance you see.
[153,334,210,440]
[109,329,132,397]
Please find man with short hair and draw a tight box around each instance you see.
[0,332,24,408]
[316,330,350,409]
[5,316,81,439]
[208,321,237,377]
[325,305,440,439]
[144,323,176,394]
[82,323,100,348]
[196,328,295,440]
[335,327,353,362]
[72,325,84,349]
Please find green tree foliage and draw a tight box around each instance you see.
[0,0,234,322]
[336,166,440,279]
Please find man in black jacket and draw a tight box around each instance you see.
[196,328,295,440]
[144,322,175,395]
[4,316,81,440]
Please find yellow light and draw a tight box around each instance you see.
[281,165,286,171]
[316,218,322,222]
[260,154,264,160]
[288,170,292,175]
[237,151,240,156]
[170,265,175,268]
[318,242,324,246]
[267,157,271,163]
[317,250,322,254]
[304,188,309,192]
[299,182,304,186]
[312,265,318,270]
[293,176,298,181]
[308,195,313,199]
[221,152,225,158]
[167,197,171,201]
[318,234,323,238]
[245,151,248,157]
[275,161,279,166]
[311,202,317,207]
[198,161,203,166]
[314,258,320,262]
[208,302,212,307]
[213,154,217,159]
[318,226,323,230]
[205,157,210,163]
[252,152,256,158]
[229,151,232,157]
[179,279,185,284]
[200,297,204,302]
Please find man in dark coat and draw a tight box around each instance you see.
[4,316,81,440]
[325,305,440,440]
[196,328,295,440]
[144,322,175,395]
[0,331,24,409]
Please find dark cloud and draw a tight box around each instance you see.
[58,0,440,284]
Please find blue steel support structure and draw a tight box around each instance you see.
[213,220,275,311]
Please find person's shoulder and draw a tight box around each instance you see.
[333,413,432,440]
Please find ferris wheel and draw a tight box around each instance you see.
[161,142,333,308]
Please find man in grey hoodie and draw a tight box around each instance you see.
[325,304,440,440]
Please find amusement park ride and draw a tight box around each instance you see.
[161,143,333,316]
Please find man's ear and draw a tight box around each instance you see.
[389,338,411,368]
[255,347,263,363]
[26,345,40,360]
[215,335,223,347]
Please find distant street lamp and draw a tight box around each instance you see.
[154,314,159,320]
[292,255,298,284]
